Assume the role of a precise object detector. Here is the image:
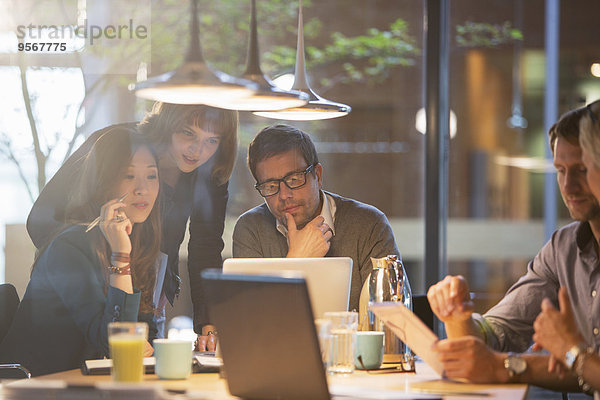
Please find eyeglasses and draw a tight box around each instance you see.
[255,164,315,197]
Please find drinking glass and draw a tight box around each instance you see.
[108,322,148,382]
[314,318,332,371]
[324,311,358,374]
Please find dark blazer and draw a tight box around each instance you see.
[0,226,143,376]
[26,123,228,332]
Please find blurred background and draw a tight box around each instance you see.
[1,0,599,321]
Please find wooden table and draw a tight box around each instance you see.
[2,362,528,399]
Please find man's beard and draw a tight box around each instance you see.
[278,202,318,230]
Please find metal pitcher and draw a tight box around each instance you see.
[359,255,413,365]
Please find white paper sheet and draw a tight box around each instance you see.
[193,354,223,367]
[84,356,155,370]
[370,302,443,375]
[329,385,441,399]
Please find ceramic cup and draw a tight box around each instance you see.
[354,331,384,370]
[153,339,194,380]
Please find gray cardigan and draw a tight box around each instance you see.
[232,191,401,312]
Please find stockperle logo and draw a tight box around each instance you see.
[14,0,151,75]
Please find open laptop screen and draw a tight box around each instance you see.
[222,257,352,318]
[201,270,330,400]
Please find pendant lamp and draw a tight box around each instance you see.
[254,0,351,120]
[208,0,308,111]
[130,0,257,105]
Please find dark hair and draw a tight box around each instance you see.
[63,126,162,314]
[549,105,588,154]
[138,102,239,185]
[247,124,319,181]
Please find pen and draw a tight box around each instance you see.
[85,193,128,232]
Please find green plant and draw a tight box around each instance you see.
[456,21,523,48]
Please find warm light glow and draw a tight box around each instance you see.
[132,85,255,105]
[415,108,457,138]
[208,94,308,111]
[131,0,258,107]
[206,75,308,111]
[272,74,295,91]
[254,93,350,121]
[591,63,600,78]
[131,61,258,105]
[254,86,350,120]
[495,155,555,172]
[254,107,349,121]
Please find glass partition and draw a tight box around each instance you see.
[448,0,600,311]
[2,0,600,318]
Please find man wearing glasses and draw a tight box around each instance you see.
[232,124,400,312]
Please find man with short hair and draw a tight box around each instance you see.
[233,124,401,311]
[428,103,600,392]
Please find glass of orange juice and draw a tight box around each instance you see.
[108,322,148,382]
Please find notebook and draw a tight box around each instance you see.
[81,352,219,375]
[222,257,352,318]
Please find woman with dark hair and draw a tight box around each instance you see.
[0,127,161,376]
[26,102,238,350]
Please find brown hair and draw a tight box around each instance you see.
[549,105,588,154]
[248,124,319,182]
[63,126,162,314]
[579,100,600,168]
[138,102,239,185]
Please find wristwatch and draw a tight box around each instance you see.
[565,343,586,371]
[504,353,527,377]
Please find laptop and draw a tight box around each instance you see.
[222,257,352,318]
[201,270,330,400]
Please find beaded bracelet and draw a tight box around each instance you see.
[108,264,131,275]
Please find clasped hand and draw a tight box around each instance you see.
[427,275,474,323]
[431,336,506,383]
[195,333,217,352]
[98,197,133,254]
[286,213,332,258]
